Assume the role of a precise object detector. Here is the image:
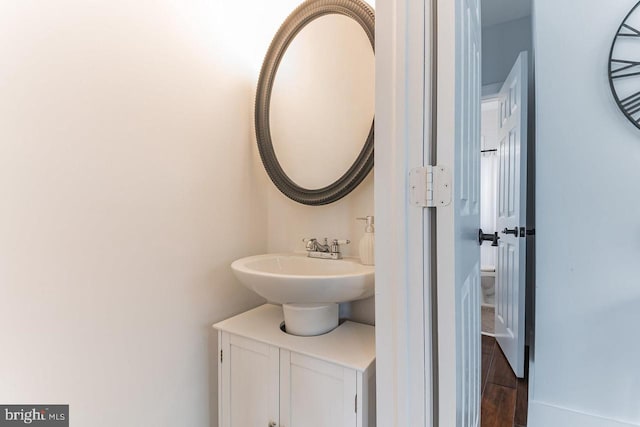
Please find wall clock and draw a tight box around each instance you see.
[609,2,640,129]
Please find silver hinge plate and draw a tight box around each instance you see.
[409,165,452,208]
[220,350,223,363]
[355,394,357,413]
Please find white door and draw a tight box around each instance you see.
[279,350,358,427]
[219,333,279,427]
[435,0,482,425]
[495,51,528,378]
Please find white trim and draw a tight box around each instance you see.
[529,401,640,427]
[434,0,457,422]
[374,0,432,425]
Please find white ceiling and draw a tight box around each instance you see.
[481,0,531,28]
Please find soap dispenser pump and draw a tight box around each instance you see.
[356,216,375,266]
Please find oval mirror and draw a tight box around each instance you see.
[255,0,375,205]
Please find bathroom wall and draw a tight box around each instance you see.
[531,0,640,425]
[0,2,376,427]
[0,1,294,426]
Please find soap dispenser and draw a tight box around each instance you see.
[356,216,375,266]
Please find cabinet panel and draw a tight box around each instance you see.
[357,363,376,427]
[280,350,357,427]
[220,333,279,427]
[216,306,375,427]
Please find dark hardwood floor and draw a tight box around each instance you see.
[481,335,528,427]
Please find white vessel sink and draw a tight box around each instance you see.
[231,253,375,304]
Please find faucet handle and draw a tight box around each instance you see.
[333,239,350,245]
[330,239,350,254]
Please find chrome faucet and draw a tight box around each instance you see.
[303,238,350,260]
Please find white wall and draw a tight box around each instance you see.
[482,16,532,86]
[0,1,294,426]
[531,1,640,426]
[0,1,376,425]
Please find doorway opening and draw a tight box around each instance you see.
[479,0,533,425]
[479,92,530,427]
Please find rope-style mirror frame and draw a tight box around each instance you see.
[255,0,375,205]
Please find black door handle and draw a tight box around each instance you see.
[478,229,500,247]
[502,227,519,236]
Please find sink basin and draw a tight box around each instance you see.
[231,253,375,304]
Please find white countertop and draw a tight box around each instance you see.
[213,304,375,372]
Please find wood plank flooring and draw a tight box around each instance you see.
[481,335,528,427]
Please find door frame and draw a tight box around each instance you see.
[376,1,536,426]
[375,0,520,425]
[374,0,434,425]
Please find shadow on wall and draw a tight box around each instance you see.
[0,2,283,427]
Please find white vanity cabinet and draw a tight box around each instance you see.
[214,304,376,427]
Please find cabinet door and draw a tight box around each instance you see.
[219,332,279,427]
[279,350,358,427]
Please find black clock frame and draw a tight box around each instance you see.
[609,1,640,130]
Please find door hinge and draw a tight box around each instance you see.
[220,350,223,363]
[354,394,357,413]
[409,165,452,208]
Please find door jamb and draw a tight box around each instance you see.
[374,0,434,425]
